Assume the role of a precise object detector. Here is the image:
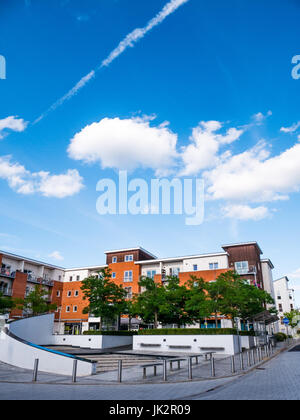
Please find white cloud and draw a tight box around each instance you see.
[0,116,28,139]
[280,122,300,134]
[204,140,300,203]
[222,204,270,221]
[68,116,178,175]
[34,0,190,123]
[0,156,84,198]
[252,111,272,124]
[180,121,244,175]
[288,268,300,280]
[48,251,64,261]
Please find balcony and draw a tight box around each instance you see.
[0,268,16,279]
[0,287,13,297]
[27,274,54,287]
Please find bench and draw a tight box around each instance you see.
[141,362,164,379]
[168,345,192,349]
[140,343,161,348]
[169,358,186,370]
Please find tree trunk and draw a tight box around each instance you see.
[154,311,158,329]
[215,314,218,328]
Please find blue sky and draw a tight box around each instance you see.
[0,0,300,302]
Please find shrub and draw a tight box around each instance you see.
[83,330,137,336]
[274,332,287,342]
[138,328,241,336]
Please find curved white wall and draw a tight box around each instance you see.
[0,314,96,376]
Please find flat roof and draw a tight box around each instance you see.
[135,252,228,265]
[222,241,263,255]
[261,259,275,269]
[65,265,107,272]
[104,247,157,259]
[0,250,65,270]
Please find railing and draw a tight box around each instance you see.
[0,287,13,296]
[27,274,54,287]
[0,268,16,278]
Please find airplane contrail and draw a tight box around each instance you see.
[33,0,190,124]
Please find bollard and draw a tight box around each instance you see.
[231,356,236,374]
[118,360,123,383]
[72,359,78,383]
[247,350,251,367]
[32,359,39,382]
[252,349,256,365]
[211,356,216,377]
[239,352,244,370]
[188,357,193,380]
[163,360,168,382]
[256,347,260,362]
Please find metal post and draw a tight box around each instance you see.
[247,350,251,367]
[211,356,215,377]
[239,352,244,370]
[256,347,260,362]
[154,366,157,376]
[72,359,78,383]
[252,349,256,365]
[32,359,39,382]
[163,360,167,382]
[231,356,236,374]
[188,357,193,380]
[118,360,123,383]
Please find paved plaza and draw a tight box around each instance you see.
[0,342,299,400]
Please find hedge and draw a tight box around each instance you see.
[83,330,137,336]
[137,328,254,336]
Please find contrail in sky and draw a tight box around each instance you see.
[33,0,190,124]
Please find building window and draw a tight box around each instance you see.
[56,291,60,297]
[170,267,180,277]
[193,265,198,271]
[69,276,73,282]
[279,304,283,312]
[67,291,72,297]
[58,275,62,281]
[112,272,116,279]
[291,304,294,310]
[76,275,80,281]
[73,306,78,313]
[124,271,133,282]
[124,287,132,299]
[277,296,281,300]
[66,306,70,313]
[125,255,133,262]
[209,262,219,270]
[146,270,156,279]
[234,261,249,275]
[74,290,79,297]
[112,257,117,263]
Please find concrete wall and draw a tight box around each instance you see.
[9,313,54,345]
[133,334,241,355]
[0,329,95,376]
[52,334,132,349]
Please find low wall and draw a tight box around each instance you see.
[0,328,96,376]
[240,335,256,350]
[8,313,54,345]
[133,334,241,355]
[52,334,133,349]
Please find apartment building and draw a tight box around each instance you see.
[0,241,277,333]
[274,276,296,334]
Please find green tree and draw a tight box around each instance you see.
[133,276,167,329]
[0,291,15,315]
[81,268,127,330]
[184,276,211,326]
[15,285,57,316]
[283,309,300,329]
[159,276,192,328]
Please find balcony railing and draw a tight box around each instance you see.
[0,287,13,297]
[27,274,54,287]
[0,268,16,278]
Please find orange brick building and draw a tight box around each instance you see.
[0,242,275,333]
